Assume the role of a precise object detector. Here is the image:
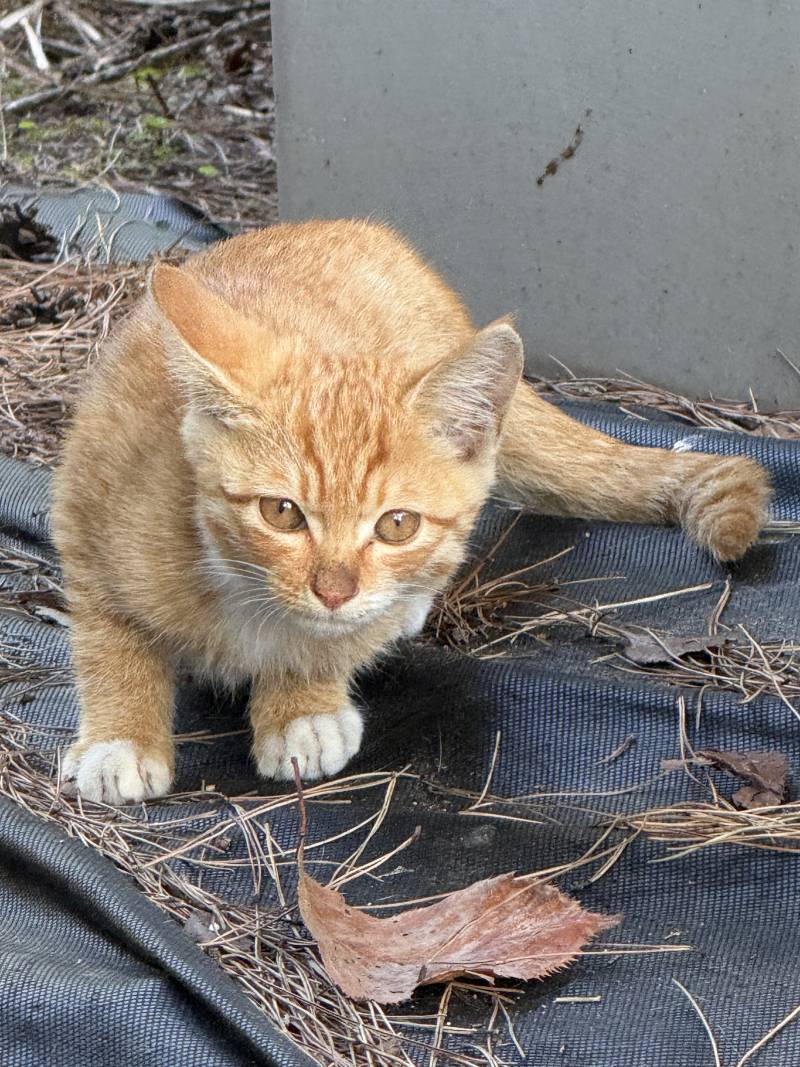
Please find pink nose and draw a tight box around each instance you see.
[311,564,358,611]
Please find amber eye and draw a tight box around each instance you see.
[375,510,421,544]
[259,497,307,531]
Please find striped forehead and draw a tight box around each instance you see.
[290,373,396,513]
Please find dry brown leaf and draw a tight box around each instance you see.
[697,749,789,809]
[298,870,618,1004]
[617,628,726,665]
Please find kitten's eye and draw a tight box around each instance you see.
[259,497,307,532]
[375,510,421,544]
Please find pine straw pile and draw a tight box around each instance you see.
[429,551,800,722]
[0,1,275,230]
[0,253,145,463]
[3,253,800,1062]
[532,367,800,438]
[4,707,527,1066]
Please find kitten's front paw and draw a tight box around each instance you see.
[681,456,771,562]
[62,740,172,805]
[256,704,364,781]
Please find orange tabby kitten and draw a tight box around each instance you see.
[51,220,770,804]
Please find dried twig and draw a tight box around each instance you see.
[0,707,505,1067]
[737,1000,800,1066]
[0,2,44,36]
[672,979,722,1067]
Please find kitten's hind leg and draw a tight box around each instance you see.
[497,381,770,561]
[62,608,175,804]
[249,673,363,782]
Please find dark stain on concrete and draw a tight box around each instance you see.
[536,109,591,186]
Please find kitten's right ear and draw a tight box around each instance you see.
[150,262,258,425]
[411,320,524,460]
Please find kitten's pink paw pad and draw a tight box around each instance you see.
[62,740,172,805]
[256,705,364,781]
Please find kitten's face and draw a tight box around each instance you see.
[188,358,492,635]
[151,260,523,637]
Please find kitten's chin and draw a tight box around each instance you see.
[289,607,382,637]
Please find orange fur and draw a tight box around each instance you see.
[51,219,771,803]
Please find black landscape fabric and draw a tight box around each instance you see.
[1,401,799,1066]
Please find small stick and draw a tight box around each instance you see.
[672,979,722,1067]
[708,577,732,636]
[0,57,7,162]
[597,734,636,765]
[145,73,172,119]
[291,755,307,869]
[0,1,43,35]
[468,731,502,810]
[59,7,103,46]
[737,1000,800,1066]
[775,347,800,380]
[20,13,48,70]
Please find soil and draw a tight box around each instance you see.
[0,1,276,231]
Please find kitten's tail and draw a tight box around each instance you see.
[495,380,770,561]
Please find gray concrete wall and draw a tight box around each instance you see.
[273,1,800,405]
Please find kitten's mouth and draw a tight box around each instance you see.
[290,606,378,636]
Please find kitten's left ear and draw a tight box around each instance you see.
[412,320,524,459]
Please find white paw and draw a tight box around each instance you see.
[62,740,172,805]
[256,704,364,781]
[401,593,434,637]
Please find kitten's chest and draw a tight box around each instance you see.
[184,590,305,684]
